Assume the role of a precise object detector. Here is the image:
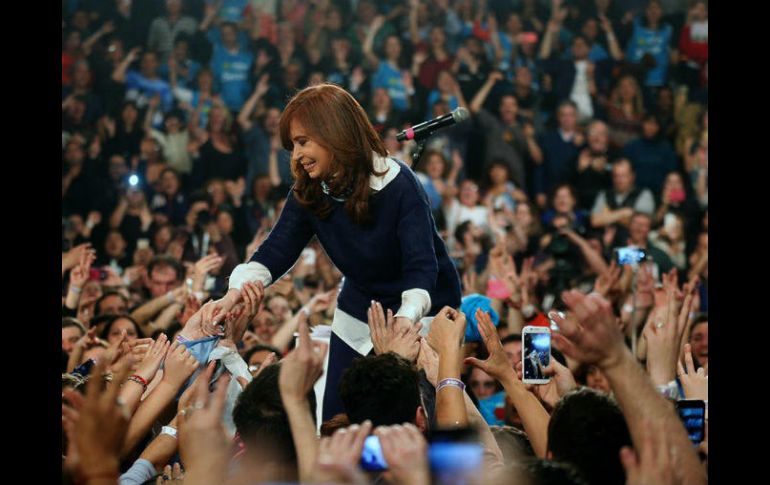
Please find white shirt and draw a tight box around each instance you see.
[570,60,594,121]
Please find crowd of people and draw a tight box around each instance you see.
[62,0,708,484]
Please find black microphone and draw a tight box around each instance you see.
[396,107,470,142]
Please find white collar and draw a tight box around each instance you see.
[370,152,401,192]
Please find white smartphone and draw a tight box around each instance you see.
[301,247,317,266]
[522,326,551,385]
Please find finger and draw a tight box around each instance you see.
[352,420,373,454]
[619,446,639,477]
[676,358,686,378]
[297,310,311,352]
[463,356,487,373]
[172,462,182,479]
[683,343,696,374]
[552,333,580,361]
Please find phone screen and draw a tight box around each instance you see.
[676,400,705,444]
[615,247,647,265]
[360,435,388,471]
[523,331,551,382]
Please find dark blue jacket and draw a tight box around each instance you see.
[250,160,462,322]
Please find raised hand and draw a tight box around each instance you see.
[620,419,683,485]
[464,308,513,383]
[375,424,430,485]
[594,259,621,297]
[63,243,93,273]
[177,362,231,485]
[312,421,372,484]
[134,334,170,384]
[279,311,329,406]
[70,348,135,482]
[551,291,627,370]
[416,338,439,386]
[427,306,467,355]
[369,301,422,362]
[677,343,707,400]
[162,343,200,389]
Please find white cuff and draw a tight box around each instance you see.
[394,288,432,323]
[228,262,272,291]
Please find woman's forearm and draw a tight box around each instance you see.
[122,381,179,456]
[435,347,468,428]
[500,375,550,458]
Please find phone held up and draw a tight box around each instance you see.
[614,246,647,266]
[522,325,551,385]
[675,399,706,445]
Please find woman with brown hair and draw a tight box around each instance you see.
[606,75,645,150]
[181,83,462,421]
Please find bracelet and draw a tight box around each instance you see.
[161,425,178,438]
[127,374,148,390]
[69,286,82,294]
[436,378,466,393]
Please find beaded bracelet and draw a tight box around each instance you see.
[436,377,466,393]
[127,374,148,391]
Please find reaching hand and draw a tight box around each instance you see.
[417,338,439,386]
[162,343,200,389]
[70,348,135,480]
[620,419,683,485]
[134,334,170,383]
[177,362,231,485]
[551,291,627,370]
[427,306,467,355]
[222,281,264,343]
[464,308,514,383]
[63,243,93,272]
[369,301,422,362]
[375,424,430,485]
[279,312,329,407]
[677,343,707,401]
[594,260,621,297]
[69,245,96,289]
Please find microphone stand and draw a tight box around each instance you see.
[411,139,428,168]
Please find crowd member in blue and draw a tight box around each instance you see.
[181,83,462,422]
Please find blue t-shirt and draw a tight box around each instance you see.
[125,71,173,111]
[372,62,409,112]
[210,45,254,111]
[625,18,672,87]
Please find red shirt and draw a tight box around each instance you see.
[678,24,708,66]
[62,52,74,86]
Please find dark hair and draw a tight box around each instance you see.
[152,322,182,341]
[62,317,86,336]
[547,388,631,485]
[690,313,708,334]
[147,255,185,282]
[98,315,145,341]
[95,290,129,316]
[339,353,421,427]
[233,363,316,464]
[523,458,592,485]
[243,344,283,364]
[557,99,578,113]
[417,150,449,178]
[490,425,535,462]
[279,83,387,224]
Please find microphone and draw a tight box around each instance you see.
[397,107,470,142]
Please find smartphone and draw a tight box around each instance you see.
[522,326,551,384]
[71,359,96,377]
[360,435,388,471]
[429,428,484,485]
[614,246,647,265]
[675,400,706,445]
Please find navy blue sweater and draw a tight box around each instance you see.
[250,160,462,323]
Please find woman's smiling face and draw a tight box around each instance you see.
[290,119,333,180]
